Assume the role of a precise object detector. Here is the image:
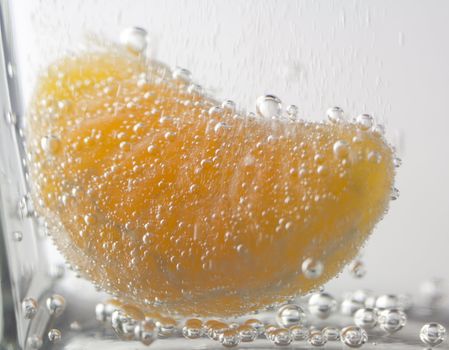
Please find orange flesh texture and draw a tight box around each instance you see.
[26,49,395,316]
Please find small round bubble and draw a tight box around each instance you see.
[27,335,43,349]
[245,319,265,335]
[219,329,241,348]
[271,328,292,346]
[308,292,337,319]
[256,95,282,119]
[308,330,327,346]
[276,304,307,327]
[46,294,66,317]
[354,308,378,329]
[48,329,62,342]
[420,322,446,347]
[378,308,407,333]
[289,325,309,340]
[22,297,38,319]
[326,106,344,123]
[134,320,156,346]
[355,114,374,130]
[119,27,148,53]
[323,327,340,341]
[302,258,323,279]
[238,325,258,342]
[340,326,368,348]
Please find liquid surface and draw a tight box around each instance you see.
[26,45,395,316]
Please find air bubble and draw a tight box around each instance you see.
[219,329,241,347]
[308,330,327,346]
[420,322,446,347]
[222,100,236,113]
[333,140,349,159]
[271,328,292,346]
[276,304,306,328]
[286,104,298,118]
[12,231,23,242]
[323,327,340,341]
[326,106,344,123]
[22,297,38,319]
[182,318,203,339]
[308,292,337,319]
[355,114,374,131]
[134,320,156,346]
[120,27,148,53]
[378,308,407,333]
[289,325,309,340]
[354,308,378,329]
[111,310,137,340]
[256,95,282,119]
[375,294,400,310]
[301,258,323,279]
[48,329,62,342]
[349,260,366,278]
[46,294,66,317]
[244,319,265,335]
[172,67,192,83]
[340,326,368,348]
[237,324,257,342]
[391,187,400,200]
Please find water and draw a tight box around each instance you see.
[1,6,449,349]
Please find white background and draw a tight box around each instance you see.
[10,0,449,298]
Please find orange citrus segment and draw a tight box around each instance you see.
[26,47,395,316]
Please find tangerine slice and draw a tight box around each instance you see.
[26,47,395,316]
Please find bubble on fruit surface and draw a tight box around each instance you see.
[182,318,203,339]
[308,292,337,319]
[308,330,327,346]
[354,308,378,329]
[326,106,345,123]
[349,260,366,278]
[22,297,38,319]
[256,94,282,119]
[340,326,368,348]
[393,157,402,168]
[27,335,43,349]
[111,310,137,340]
[119,26,148,53]
[286,104,298,118]
[323,327,340,341]
[134,320,156,346]
[333,140,349,159]
[40,135,61,155]
[390,187,400,200]
[12,231,23,242]
[244,319,265,335]
[289,325,309,341]
[219,329,241,347]
[276,304,306,327]
[172,67,192,83]
[420,322,446,347]
[355,114,374,130]
[221,99,236,113]
[48,329,62,342]
[301,258,323,279]
[378,308,407,333]
[46,294,66,317]
[271,328,292,346]
[375,294,400,310]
